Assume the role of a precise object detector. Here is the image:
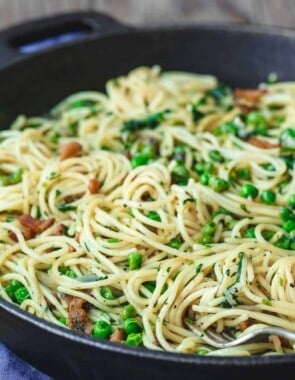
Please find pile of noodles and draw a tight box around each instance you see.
[0,66,294,356]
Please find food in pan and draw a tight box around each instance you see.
[0,66,294,356]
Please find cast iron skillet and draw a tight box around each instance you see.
[0,11,294,380]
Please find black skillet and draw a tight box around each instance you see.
[0,11,294,380]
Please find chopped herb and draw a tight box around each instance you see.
[107,238,121,243]
[0,168,23,186]
[196,263,203,274]
[191,104,205,122]
[280,128,295,152]
[209,150,224,163]
[48,172,60,180]
[121,111,166,133]
[206,84,232,107]
[223,252,244,307]
[262,298,272,306]
[47,130,60,144]
[69,121,79,136]
[240,204,249,212]
[56,203,76,212]
[127,208,134,217]
[57,316,67,325]
[5,215,14,222]
[26,123,41,129]
[183,198,195,205]
[146,211,161,222]
[70,99,96,109]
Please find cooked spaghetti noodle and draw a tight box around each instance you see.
[0,66,294,356]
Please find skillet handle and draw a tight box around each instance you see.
[0,11,128,68]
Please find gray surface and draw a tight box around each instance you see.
[0,0,294,30]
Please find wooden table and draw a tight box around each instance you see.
[0,0,294,30]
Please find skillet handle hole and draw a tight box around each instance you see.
[9,21,94,54]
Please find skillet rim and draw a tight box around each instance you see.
[0,20,295,367]
[1,21,295,72]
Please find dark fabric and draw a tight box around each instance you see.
[0,343,50,380]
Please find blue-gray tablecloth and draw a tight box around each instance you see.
[0,343,50,380]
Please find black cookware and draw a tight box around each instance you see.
[0,12,294,380]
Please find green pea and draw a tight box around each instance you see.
[141,144,157,159]
[280,207,295,222]
[202,222,217,236]
[246,112,268,136]
[131,154,149,168]
[100,286,116,300]
[123,318,143,335]
[262,230,275,241]
[209,177,229,193]
[92,320,112,339]
[226,220,237,229]
[172,163,189,186]
[214,122,238,136]
[209,177,229,192]
[125,333,143,346]
[194,161,213,175]
[288,194,295,208]
[209,150,224,163]
[146,211,161,222]
[260,190,276,205]
[200,172,210,185]
[245,227,256,238]
[47,131,60,144]
[282,220,295,232]
[275,235,290,250]
[128,252,142,270]
[14,287,30,305]
[120,304,137,320]
[240,183,259,199]
[236,168,250,180]
[4,280,23,301]
[246,112,267,126]
[200,235,213,244]
[168,238,182,249]
[65,270,77,279]
[59,266,77,279]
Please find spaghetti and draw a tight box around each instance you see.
[0,66,294,356]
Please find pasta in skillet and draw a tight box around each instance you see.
[0,66,294,356]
